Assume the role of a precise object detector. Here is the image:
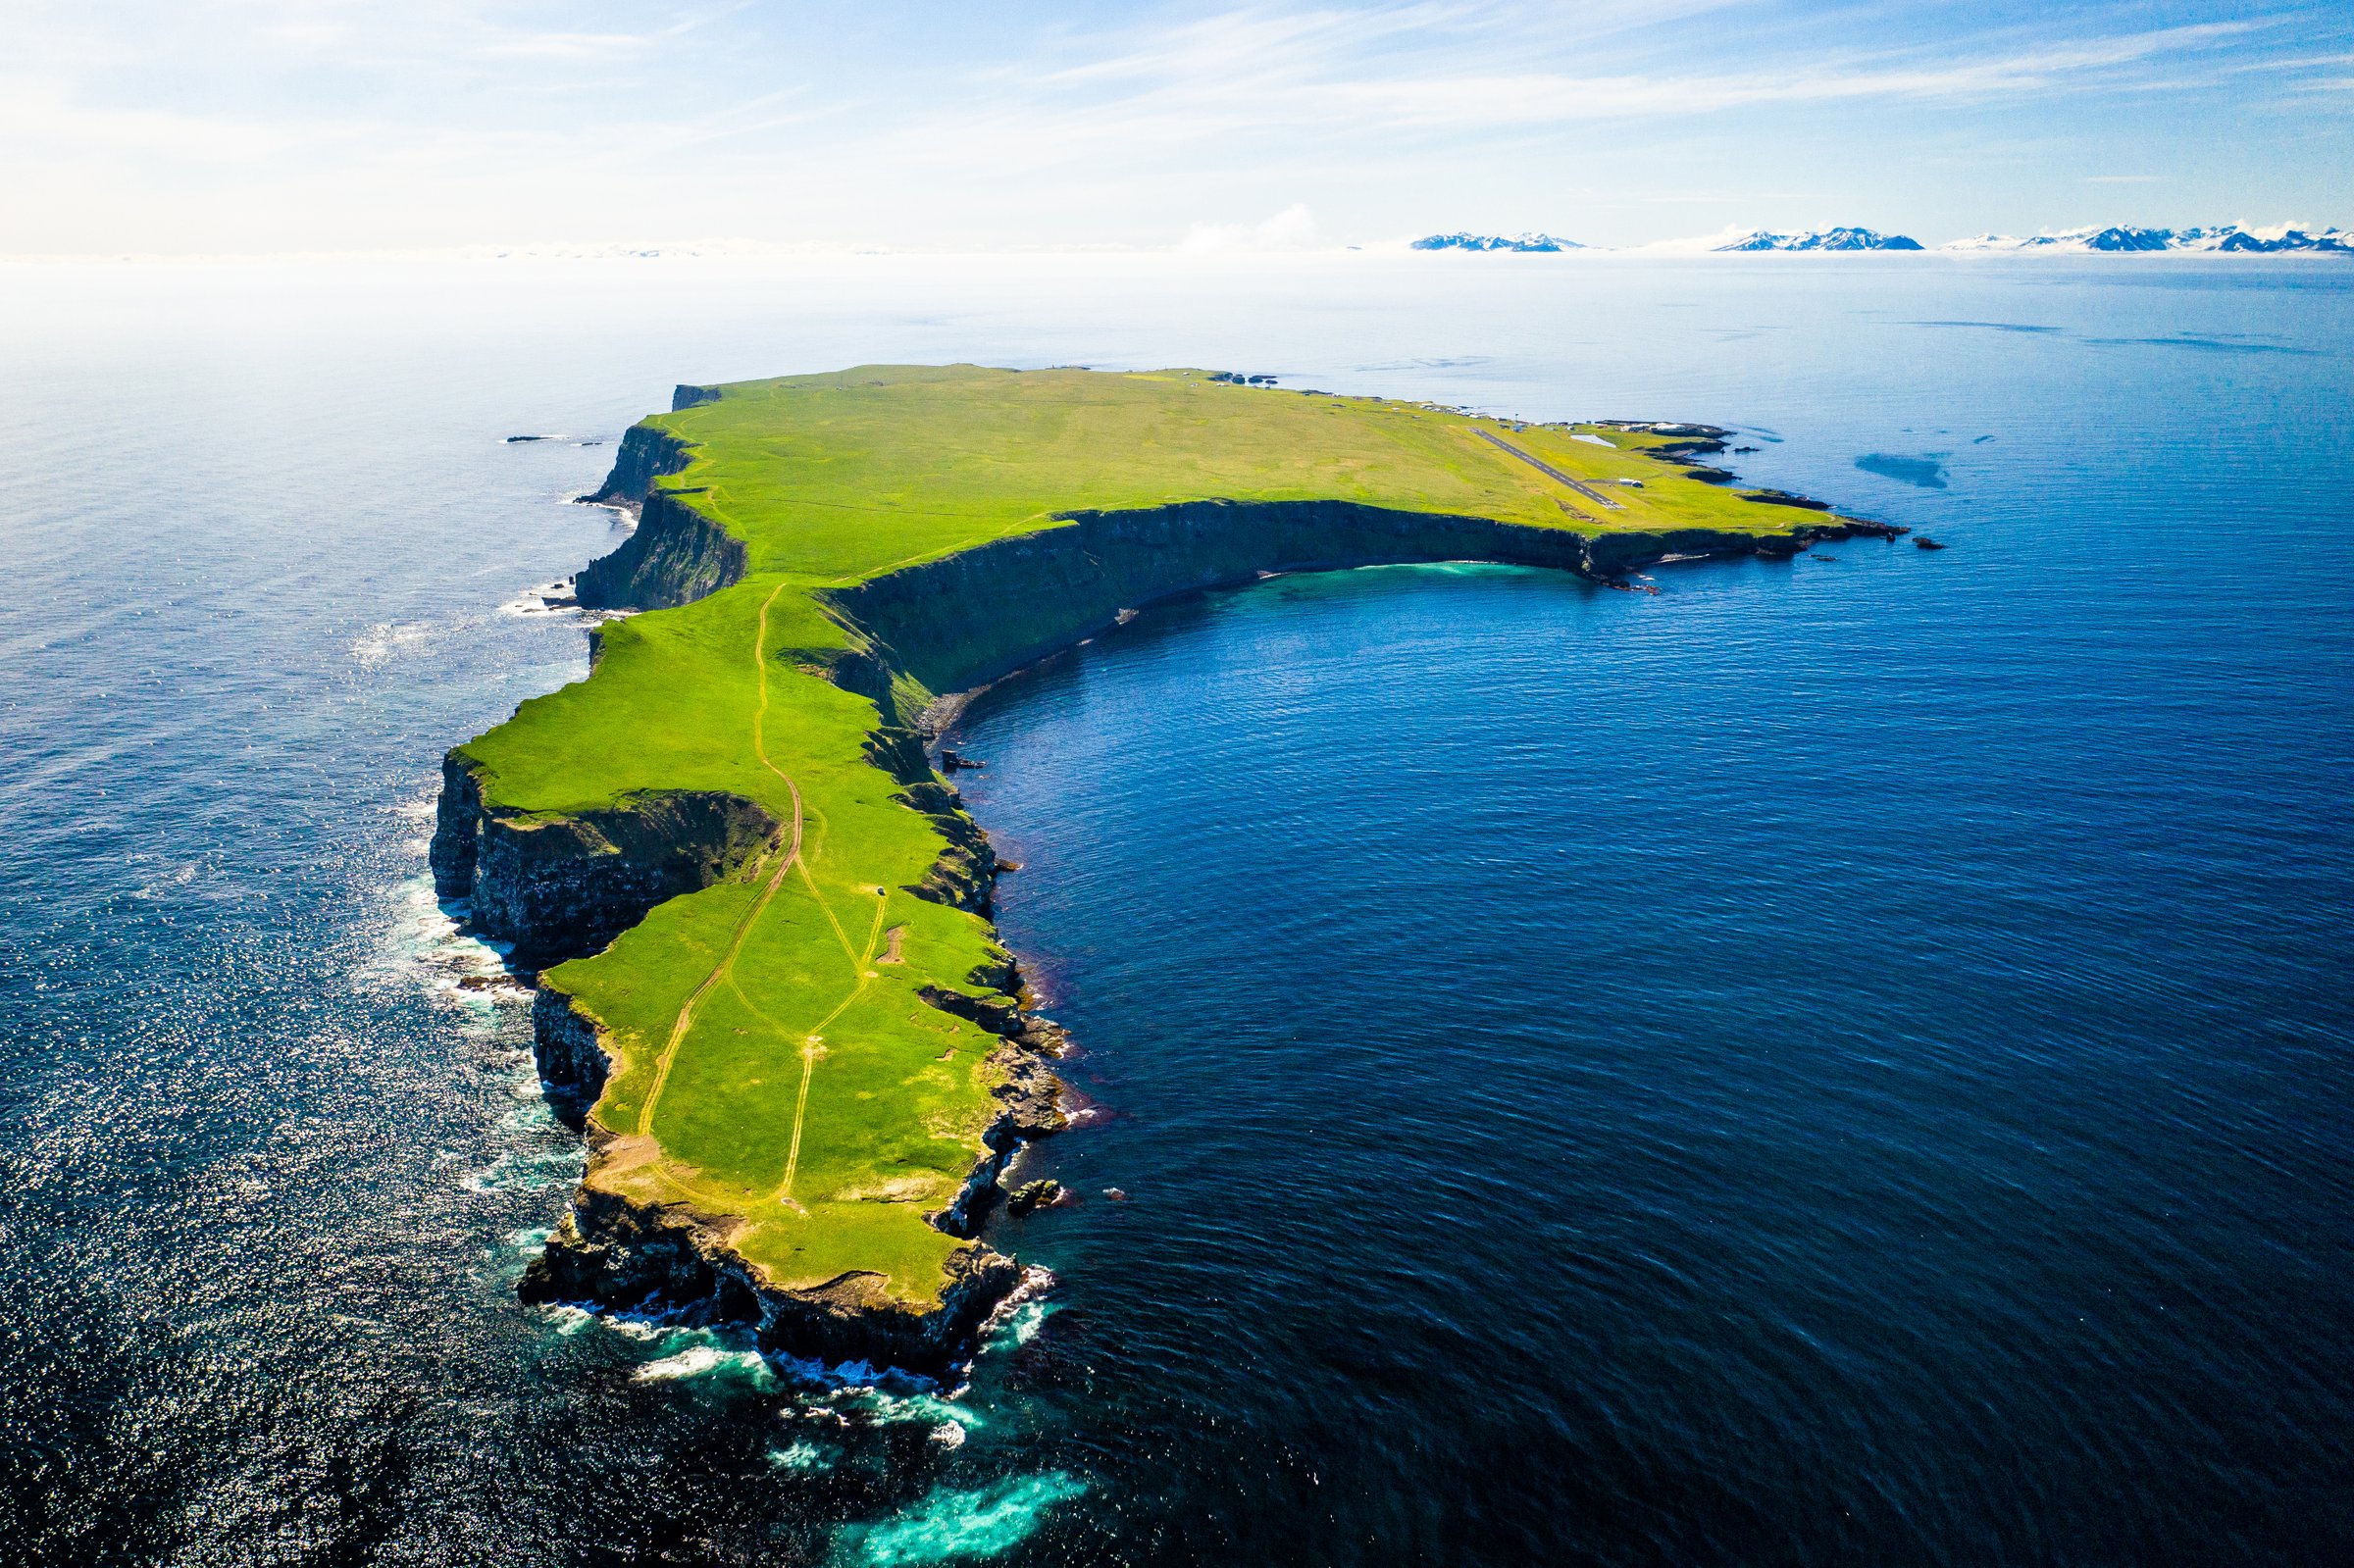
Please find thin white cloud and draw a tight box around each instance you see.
[999,15,2276,138]
[778,5,2285,225]
[476,31,646,60]
[1181,202,1325,252]
[0,0,2343,254]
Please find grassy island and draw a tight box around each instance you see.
[433,364,1882,1367]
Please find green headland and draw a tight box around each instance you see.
[432,363,1887,1368]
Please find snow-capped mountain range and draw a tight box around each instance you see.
[1409,231,1584,252]
[1714,228,1923,251]
[1942,225,2350,253]
[1408,223,2349,255]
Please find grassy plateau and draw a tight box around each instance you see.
[460,364,1837,1317]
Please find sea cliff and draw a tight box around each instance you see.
[829,498,1889,699]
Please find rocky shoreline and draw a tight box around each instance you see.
[434,392,1902,1379]
[435,748,1071,1379]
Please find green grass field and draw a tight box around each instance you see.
[464,364,1828,1309]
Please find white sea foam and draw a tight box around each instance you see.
[499,1100,557,1135]
[603,1318,669,1342]
[768,1351,903,1390]
[366,874,527,1024]
[499,578,590,620]
[504,1224,552,1255]
[540,1304,598,1337]
[979,1266,1059,1352]
[835,1388,985,1432]
[460,1141,580,1195]
[833,1472,1089,1566]
[769,1440,837,1472]
[633,1328,779,1388]
[985,1299,1056,1351]
[636,1343,777,1385]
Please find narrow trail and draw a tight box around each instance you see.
[629,578,896,1223]
[634,581,809,1139]
[797,855,867,970]
[778,893,890,1207]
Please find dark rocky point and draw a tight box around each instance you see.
[1739,488,1832,510]
[1006,1180,1063,1216]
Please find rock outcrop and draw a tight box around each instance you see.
[570,421,750,610]
[430,752,778,970]
[531,986,614,1129]
[580,423,696,511]
[517,1173,1022,1377]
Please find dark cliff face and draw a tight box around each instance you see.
[822,498,1891,698]
[532,986,614,1129]
[575,425,744,611]
[428,750,778,971]
[582,423,696,509]
[430,751,487,898]
[575,486,748,611]
[894,779,997,913]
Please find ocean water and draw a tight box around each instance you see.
[0,253,2347,1565]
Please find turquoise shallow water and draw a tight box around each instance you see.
[0,255,2347,1564]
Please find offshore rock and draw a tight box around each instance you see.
[1738,488,1833,511]
[1006,1180,1063,1216]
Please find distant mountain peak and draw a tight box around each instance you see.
[1942,224,2352,254]
[1409,231,1584,253]
[1714,227,1924,252]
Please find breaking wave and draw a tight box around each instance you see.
[632,1328,779,1389]
[831,1472,1089,1566]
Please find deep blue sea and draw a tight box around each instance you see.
[1,254,2348,1566]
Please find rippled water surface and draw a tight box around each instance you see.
[1,255,2348,1565]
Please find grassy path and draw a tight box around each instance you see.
[779,894,891,1206]
[631,578,899,1224]
[634,580,811,1139]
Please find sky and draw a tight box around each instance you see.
[5,0,2350,256]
